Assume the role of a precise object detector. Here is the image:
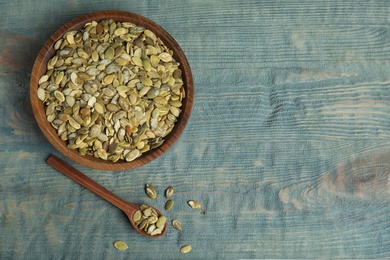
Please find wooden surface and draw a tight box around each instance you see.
[1,1,390,259]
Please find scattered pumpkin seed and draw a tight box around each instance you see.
[165,186,174,198]
[188,200,201,210]
[180,245,192,254]
[113,240,128,251]
[172,219,182,231]
[145,184,157,199]
[164,199,174,211]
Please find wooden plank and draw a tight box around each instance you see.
[0,0,389,259]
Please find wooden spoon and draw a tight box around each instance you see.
[46,154,167,238]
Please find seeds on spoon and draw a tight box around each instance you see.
[132,205,166,236]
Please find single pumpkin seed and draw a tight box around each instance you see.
[54,90,65,102]
[150,227,163,236]
[37,88,46,101]
[132,56,143,67]
[147,224,156,233]
[165,186,174,198]
[138,219,148,230]
[156,215,166,228]
[158,52,173,62]
[38,74,49,84]
[164,199,174,211]
[148,215,158,224]
[104,47,115,60]
[113,241,128,251]
[188,200,201,210]
[139,204,149,211]
[180,245,192,254]
[145,184,157,199]
[114,27,128,36]
[125,149,140,161]
[94,102,105,114]
[142,208,152,218]
[172,219,182,231]
[55,72,64,85]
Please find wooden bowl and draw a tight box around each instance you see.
[30,10,193,170]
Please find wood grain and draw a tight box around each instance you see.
[1,1,390,259]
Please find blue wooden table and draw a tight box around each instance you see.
[1,1,389,259]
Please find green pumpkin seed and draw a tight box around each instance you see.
[180,245,192,254]
[172,219,182,231]
[165,186,174,198]
[145,184,157,199]
[164,199,174,211]
[188,200,201,210]
[156,215,166,228]
[113,241,128,251]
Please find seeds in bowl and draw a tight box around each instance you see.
[37,19,185,162]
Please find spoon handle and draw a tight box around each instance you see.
[47,154,137,213]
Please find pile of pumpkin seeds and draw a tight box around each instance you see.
[37,19,185,162]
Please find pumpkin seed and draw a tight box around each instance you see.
[172,219,182,231]
[37,88,46,101]
[165,186,174,198]
[188,200,201,210]
[150,227,163,236]
[164,199,174,211]
[125,149,141,162]
[180,245,192,254]
[113,241,128,251]
[158,52,173,62]
[38,74,49,84]
[139,219,148,230]
[156,215,167,228]
[145,184,157,199]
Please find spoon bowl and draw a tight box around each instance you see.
[46,154,167,238]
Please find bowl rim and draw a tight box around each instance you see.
[30,10,194,170]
